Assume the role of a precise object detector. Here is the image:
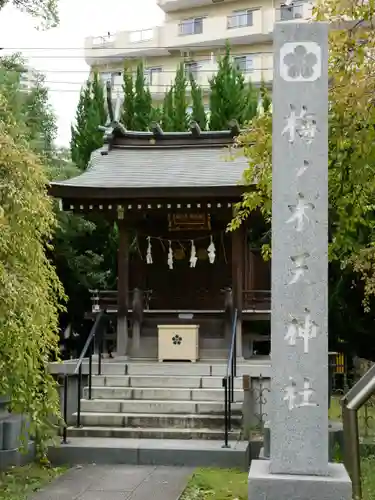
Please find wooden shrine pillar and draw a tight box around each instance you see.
[231,223,244,359]
[117,219,129,356]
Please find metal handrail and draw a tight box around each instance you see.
[73,311,104,375]
[61,310,107,443]
[341,362,375,500]
[222,308,238,448]
[226,308,238,379]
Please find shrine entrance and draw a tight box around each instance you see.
[129,212,232,312]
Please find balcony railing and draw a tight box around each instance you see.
[129,29,154,43]
[92,33,115,47]
[84,27,165,64]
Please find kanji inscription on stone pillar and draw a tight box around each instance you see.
[270,22,329,475]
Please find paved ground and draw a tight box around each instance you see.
[29,464,193,500]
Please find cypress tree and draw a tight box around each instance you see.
[172,63,188,131]
[70,72,106,170]
[259,80,272,113]
[122,63,135,129]
[242,81,259,124]
[189,73,207,130]
[91,71,107,126]
[209,44,248,130]
[133,61,152,131]
[161,87,174,132]
[70,83,90,169]
[150,105,163,124]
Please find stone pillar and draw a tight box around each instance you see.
[117,218,129,357]
[248,21,351,500]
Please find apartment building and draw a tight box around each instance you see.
[84,0,313,108]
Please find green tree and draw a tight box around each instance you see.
[172,63,188,131]
[242,81,259,124]
[209,44,249,130]
[67,72,118,321]
[121,64,135,129]
[0,0,59,27]
[133,61,152,131]
[189,73,207,130]
[229,0,375,350]
[0,69,64,457]
[91,71,107,128]
[161,87,174,132]
[70,82,92,169]
[150,105,163,124]
[70,72,106,170]
[259,80,272,114]
[0,55,57,154]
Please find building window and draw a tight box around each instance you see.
[145,67,162,86]
[280,1,308,20]
[185,61,199,80]
[233,55,254,73]
[227,9,254,29]
[179,17,204,36]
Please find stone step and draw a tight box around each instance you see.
[48,437,250,469]
[92,375,243,389]
[67,426,241,441]
[95,362,270,377]
[83,386,244,402]
[98,363,212,376]
[79,399,242,415]
[73,412,242,429]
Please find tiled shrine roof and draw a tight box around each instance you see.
[49,121,249,198]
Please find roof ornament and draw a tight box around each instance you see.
[99,81,127,155]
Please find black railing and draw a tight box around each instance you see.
[222,308,238,448]
[61,310,107,444]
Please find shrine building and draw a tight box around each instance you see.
[49,118,271,362]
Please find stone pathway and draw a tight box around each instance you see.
[29,464,193,500]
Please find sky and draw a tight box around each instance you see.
[0,0,164,146]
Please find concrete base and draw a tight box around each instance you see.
[248,460,352,500]
[49,437,250,470]
[262,420,344,462]
[0,441,35,470]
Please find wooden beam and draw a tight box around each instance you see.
[50,184,246,200]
